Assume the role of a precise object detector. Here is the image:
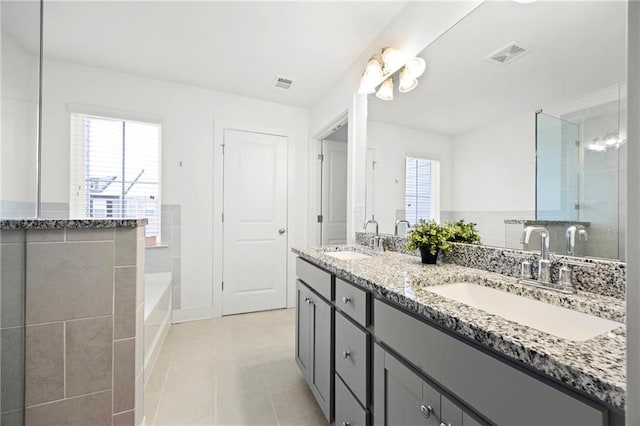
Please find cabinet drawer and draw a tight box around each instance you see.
[335,278,369,327]
[335,311,369,405]
[335,374,369,426]
[296,257,332,301]
[374,299,606,426]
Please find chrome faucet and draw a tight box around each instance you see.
[520,225,551,283]
[363,215,379,235]
[565,224,588,255]
[363,216,383,250]
[394,219,410,236]
[557,225,588,292]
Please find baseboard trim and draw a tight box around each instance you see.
[171,305,217,323]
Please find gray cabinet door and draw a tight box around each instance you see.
[441,396,463,426]
[462,412,483,426]
[373,343,440,426]
[309,291,333,422]
[295,281,310,378]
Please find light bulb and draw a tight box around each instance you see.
[404,57,426,79]
[376,77,394,101]
[398,67,418,93]
[382,47,408,73]
[604,135,619,147]
[358,56,385,94]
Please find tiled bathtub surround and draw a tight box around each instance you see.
[4,220,147,426]
[1,229,27,424]
[355,232,626,299]
[158,204,181,310]
[292,246,626,411]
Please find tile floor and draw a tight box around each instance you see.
[145,308,329,426]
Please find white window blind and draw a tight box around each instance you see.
[70,113,161,240]
[405,156,440,225]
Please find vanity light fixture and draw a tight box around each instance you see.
[358,48,426,99]
[376,77,394,101]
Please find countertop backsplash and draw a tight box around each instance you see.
[355,231,626,300]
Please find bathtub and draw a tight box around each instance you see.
[144,272,172,384]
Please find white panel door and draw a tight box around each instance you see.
[321,140,348,245]
[223,129,288,315]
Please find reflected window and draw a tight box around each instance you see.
[70,113,161,241]
[405,156,440,225]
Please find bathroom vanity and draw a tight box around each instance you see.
[293,246,626,426]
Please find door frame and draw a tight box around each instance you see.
[311,111,348,246]
[213,120,291,318]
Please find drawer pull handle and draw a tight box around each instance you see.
[342,422,351,426]
[420,404,433,418]
[342,350,351,359]
[342,296,351,304]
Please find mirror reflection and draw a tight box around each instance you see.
[366,0,627,260]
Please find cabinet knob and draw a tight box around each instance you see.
[342,296,351,304]
[342,422,350,426]
[342,350,351,359]
[420,404,433,418]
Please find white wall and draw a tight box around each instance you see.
[1,33,39,205]
[367,120,453,234]
[41,59,309,321]
[452,112,535,212]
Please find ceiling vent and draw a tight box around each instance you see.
[484,41,532,66]
[273,76,294,90]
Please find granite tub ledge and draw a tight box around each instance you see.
[0,218,148,230]
[292,245,626,412]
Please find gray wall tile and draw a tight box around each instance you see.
[25,390,112,426]
[66,316,113,397]
[172,257,181,286]
[1,242,25,328]
[115,267,136,340]
[113,410,135,426]
[66,228,115,241]
[26,241,114,324]
[114,338,135,413]
[145,247,171,273]
[25,323,63,406]
[1,327,24,412]
[0,409,24,426]
[25,230,65,243]
[0,229,25,244]
[135,305,144,378]
[171,227,181,255]
[172,286,181,310]
[116,228,137,266]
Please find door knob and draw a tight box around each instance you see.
[278,228,286,234]
[342,350,351,359]
[342,296,351,304]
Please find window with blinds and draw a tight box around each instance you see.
[405,156,440,225]
[70,113,161,240]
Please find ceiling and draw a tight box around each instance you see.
[6,1,409,107]
[367,1,627,136]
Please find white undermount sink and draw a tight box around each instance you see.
[324,251,371,260]
[426,283,623,342]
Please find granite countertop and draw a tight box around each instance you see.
[292,245,626,411]
[0,218,148,230]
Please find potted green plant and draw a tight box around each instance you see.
[447,219,481,245]
[406,220,452,264]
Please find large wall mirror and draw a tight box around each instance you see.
[366,1,627,261]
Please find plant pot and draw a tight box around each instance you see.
[420,247,438,264]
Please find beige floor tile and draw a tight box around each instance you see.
[148,308,322,426]
[270,387,329,426]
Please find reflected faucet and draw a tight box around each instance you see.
[565,225,588,256]
[395,220,410,236]
[363,215,379,235]
[520,225,551,283]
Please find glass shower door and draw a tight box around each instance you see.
[535,112,580,221]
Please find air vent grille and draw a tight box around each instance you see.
[274,76,294,90]
[485,42,532,65]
